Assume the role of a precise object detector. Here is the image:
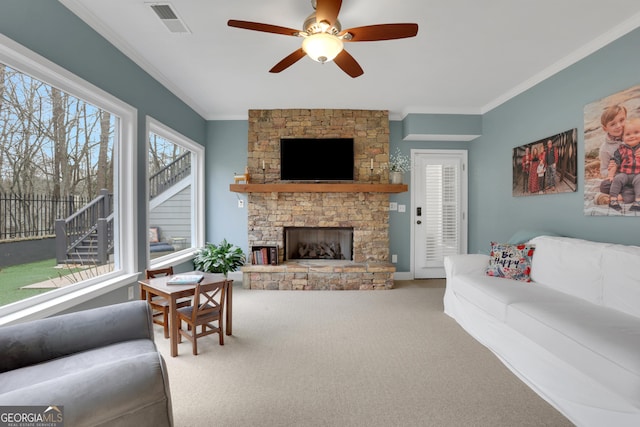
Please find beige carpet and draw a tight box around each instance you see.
[154,280,573,427]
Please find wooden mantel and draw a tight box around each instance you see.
[229,183,408,193]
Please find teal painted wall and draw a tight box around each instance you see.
[468,26,640,254]
[206,121,249,254]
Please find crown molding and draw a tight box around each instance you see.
[481,11,640,114]
[59,0,208,119]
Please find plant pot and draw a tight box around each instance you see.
[389,171,403,184]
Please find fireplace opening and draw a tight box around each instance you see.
[284,227,354,261]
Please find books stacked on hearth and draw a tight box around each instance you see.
[167,274,204,285]
[252,246,277,265]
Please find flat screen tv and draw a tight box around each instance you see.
[280,138,354,181]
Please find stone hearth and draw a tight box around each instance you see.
[244,260,394,290]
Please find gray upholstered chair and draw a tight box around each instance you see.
[0,300,173,426]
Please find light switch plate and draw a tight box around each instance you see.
[389,202,398,211]
[398,204,406,213]
[238,199,244,208]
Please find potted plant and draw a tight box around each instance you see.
[193,239,246,277]
[388,148,411,184]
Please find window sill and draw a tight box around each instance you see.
[0,272,139,327]
[150,248,198,269]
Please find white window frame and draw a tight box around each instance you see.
[0,34,138,325]
[146,117,205,269]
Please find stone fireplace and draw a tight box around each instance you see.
[239,109,397,290]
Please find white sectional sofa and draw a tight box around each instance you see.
[444,235,640,427]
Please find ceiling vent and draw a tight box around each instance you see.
[149,3,190,34]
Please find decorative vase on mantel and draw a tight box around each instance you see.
[389,171,403,184]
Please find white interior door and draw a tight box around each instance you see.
[412,150,467,278]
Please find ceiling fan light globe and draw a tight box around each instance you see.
[302,33,343,63]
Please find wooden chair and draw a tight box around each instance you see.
[177,281,228,355]
[144,267,191,339]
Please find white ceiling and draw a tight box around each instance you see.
[60,0,640,120]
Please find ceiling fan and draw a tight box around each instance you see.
[228,0,418,78]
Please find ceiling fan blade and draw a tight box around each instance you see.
[333,50,364,78]
[269,49,307,73]
[340,23,418,42]
[228,20,300,37]
[315,0,342,27]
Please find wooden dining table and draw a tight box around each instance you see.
[138,271,232,357]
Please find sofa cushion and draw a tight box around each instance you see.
[601,242,640,318]
[452,274,573,322]
[485,242,535,282]
[150,242,175,253]
[529,236,605,305]
[0,339,157,393]
[507,300,640,407]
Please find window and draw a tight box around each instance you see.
[146,117,204,267]
[0,35,137,322]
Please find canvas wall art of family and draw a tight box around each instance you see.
[512,129,578,198]
[584,84,640,216]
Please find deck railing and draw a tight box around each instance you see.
[149,152,191,199]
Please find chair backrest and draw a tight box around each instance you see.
[145,266,174,279]
[190,281,228,322]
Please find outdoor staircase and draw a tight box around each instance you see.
[55,153,190,265]
[55,189,114,265]
[64,230,100,264]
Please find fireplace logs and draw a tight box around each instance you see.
[297,242,344,259]
[285,226,354,261]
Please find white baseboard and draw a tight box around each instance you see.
[394,271,414,281]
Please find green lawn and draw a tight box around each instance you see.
[0,259,67,306]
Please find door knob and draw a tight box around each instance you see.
[417,220,422,224]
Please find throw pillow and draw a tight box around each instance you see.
[485,242,535,282]
[149,227,160,243]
